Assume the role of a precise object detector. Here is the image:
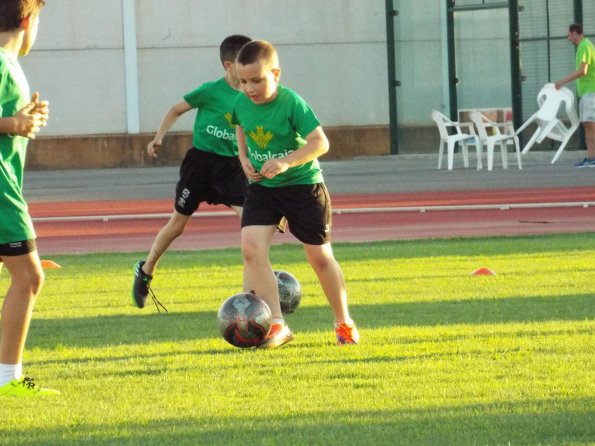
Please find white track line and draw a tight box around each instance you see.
[31,201,595,223]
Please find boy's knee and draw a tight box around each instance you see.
[13,269,44,297]
[29,269,44,296]
[26,262,44,290]
[307,254,334,272]
[241,238,265,263]
[241,241,257,262]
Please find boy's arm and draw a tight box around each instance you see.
[259,126,329,180]
[236,125,263,182]
[147,100,192,157]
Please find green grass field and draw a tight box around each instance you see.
[1,234,594,445]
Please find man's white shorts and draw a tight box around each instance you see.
[579,92,595,122]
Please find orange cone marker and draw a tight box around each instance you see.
[471,267,495,276]
[41,259,61,269]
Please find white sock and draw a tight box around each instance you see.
[271,317,285,325]
[0,363,21,386]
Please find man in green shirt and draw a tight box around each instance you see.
[555,23,595,167]
[0,0,59,397]
[232,40,359,348]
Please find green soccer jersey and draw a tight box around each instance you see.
[576,37,595,97]
[0,49,35,244]
[183,77,242,157]
[231,85,323,188]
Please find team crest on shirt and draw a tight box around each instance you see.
[249,126,274,149]
[224,112,234,128]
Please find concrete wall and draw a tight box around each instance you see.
[21,0,128,135]
[21,0,389,136]
[20,1,567,168]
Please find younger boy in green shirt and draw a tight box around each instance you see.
[0,0,59,397]
[232,40,358,348]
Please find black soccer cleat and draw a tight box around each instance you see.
[132,260,151,308]
[132,261,168,313]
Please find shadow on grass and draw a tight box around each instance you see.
[28,293,594,349]
[352,293,595,329]
[2,398,593,445]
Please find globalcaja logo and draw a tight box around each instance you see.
[207,125,235,141]
[250,147,294,162]
[249,126,274,149]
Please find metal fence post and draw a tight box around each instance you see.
[385,0,399,154]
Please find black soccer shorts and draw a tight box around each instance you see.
[241,182,332,245]
[0,239,37,257]
[174,148,247,215]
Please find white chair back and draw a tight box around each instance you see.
[516,83,579,163]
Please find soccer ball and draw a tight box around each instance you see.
[217,292,272,348]
[274,270,302,314]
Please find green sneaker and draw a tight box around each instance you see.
[0,376,60,397]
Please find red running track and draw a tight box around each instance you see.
[29,186,595,255]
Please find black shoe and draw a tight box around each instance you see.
[132,261,168,313]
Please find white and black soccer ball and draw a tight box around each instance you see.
[274,270,302,314]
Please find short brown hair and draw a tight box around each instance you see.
[236,40,279,68]
[569,23,583,35]
[219,34,252,65]
[0,0,45,32]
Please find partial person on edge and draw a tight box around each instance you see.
[0,0,59,397]
[555,23,595,168]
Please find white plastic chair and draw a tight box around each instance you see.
[469,110,522,171]
[516,83,579,163]
[431,110,481,170]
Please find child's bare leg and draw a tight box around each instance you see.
[144,206,242,276]
[143,211,191,275]
[228,206,250,290]
[241,225,281,318]
[303,243,352,324]
[0,252,43,365]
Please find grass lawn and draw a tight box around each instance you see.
[0,233,594,445]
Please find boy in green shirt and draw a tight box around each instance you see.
[232,40,358,348]
[0,0,59,397]
[555,23,595,167]
[132,35,253,311]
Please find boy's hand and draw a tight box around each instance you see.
[12,92,49,139]
[147,140,162,158]
[30,92,49,121]
[240,157,263,181]
[260,159,289,179]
